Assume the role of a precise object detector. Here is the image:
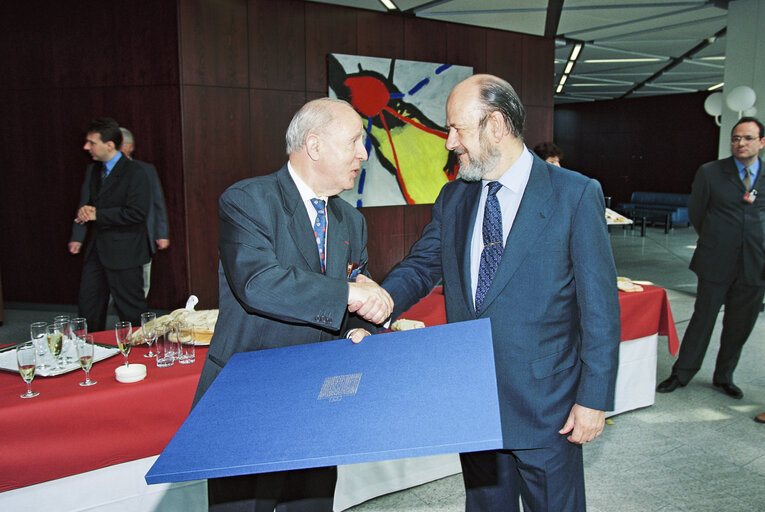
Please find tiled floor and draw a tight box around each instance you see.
[344,226,765,511]
[1,226,763,511]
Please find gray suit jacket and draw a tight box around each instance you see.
[193,165,375,406]
[689,156,765,286]
[383,155,621,449]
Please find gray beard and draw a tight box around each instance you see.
[456,145,501,182]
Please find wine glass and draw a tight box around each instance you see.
[16,343,40,398]
[115,320,132,367]
[141,312,158,358]
[70,317,87,341]
[75,335,97,386]
[30,321,50,371]
[46,323,65,370]
[54,316,74,365]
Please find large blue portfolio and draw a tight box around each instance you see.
[145,318,501,484]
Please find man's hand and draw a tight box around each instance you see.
[347,328,372,344]
[156,238,170,250]
[347,274,393,325]
[558,403,606,444]
[68,241,82,254]
[75,205,96,224]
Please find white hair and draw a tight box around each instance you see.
[285,98,353,155]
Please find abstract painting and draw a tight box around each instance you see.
[329,54,473,207]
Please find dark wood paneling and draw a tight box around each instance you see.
[179,0,248,87]
[404,17,447,64]
[554,92,718,205]
[249,0,306,90]
[182,86,251,308]
[305,2,358,93]
[357,11,405,60]
[446,23,487,73]
[523,105,554,151]
[522,36,554,108]
[485,29,525,96]
[250,90,307,175]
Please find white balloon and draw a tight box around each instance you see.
[704,92,722,116]
[726,86,756,111]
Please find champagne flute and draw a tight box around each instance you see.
[54,316,74,364]
[75,335,97,386]
[30,321,50,371]
[115,320,132,367]
[17,343,40,398]
[46,323,65,370]
[141,312,158,358]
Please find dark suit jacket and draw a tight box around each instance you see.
[72,155,152,269]
[193,165,375,405]
[72,158,167,257]
[688,156,765,286]
[382,155,621,449]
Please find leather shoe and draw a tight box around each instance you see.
[713,381,743,399]
[656,375,685,393]
[755,412,765,424]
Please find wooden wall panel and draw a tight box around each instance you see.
[182,86,251,308]
[446,23,487,73]
[554,92,718,205]
[249,0,306,90]
[404,17,447,64]
[523,105,554,150]
[522,36,554,108]
[179,0,248,87]
[485,30,526,96]
[250,90,307,175]
[305,2,358,93]
[357,11,405,60]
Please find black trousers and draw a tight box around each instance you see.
[207,466,337,512]
[673,269,765,384]
[78,247,146,332]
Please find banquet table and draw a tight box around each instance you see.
[0,286,678,511]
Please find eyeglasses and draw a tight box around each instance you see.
[730,135,761,143]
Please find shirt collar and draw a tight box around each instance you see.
[104,151,123,173]
[483,145,533,192]
[287,161,328,204]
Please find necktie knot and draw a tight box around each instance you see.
[487,181,502,197]
[311,199,327,273]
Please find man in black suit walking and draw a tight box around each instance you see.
[68,118,151,331]
[658,117,765,399]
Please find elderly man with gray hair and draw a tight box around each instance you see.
[193,97,392,511]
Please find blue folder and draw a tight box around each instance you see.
[145,318,501,484]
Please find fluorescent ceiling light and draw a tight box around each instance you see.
[699,56,725,61]
[564,61,574,74]
[558,74,568,86]
[379,0,398,10]
[556,84,564,93]
[569,43,582,62]
[583,58,662,63]
[707,82,724,91]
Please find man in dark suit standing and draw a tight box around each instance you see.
[68,118,151,331]
[657,117,765,399]
[193,98,392,512]
[119,127,170,297]
[381,75,620,511]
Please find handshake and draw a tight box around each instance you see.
[347,274,393,326]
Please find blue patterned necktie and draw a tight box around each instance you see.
[310,198,327,273]
[475,181,503,315]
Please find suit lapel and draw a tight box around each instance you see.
[480,159,554,312]
[326,198,350,279]
[723,157,745,190]
[278,167,324,273]
[98,155,127,199]
[455,182,481,314]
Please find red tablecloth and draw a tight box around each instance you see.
[0,330,205,492]
[399,285,679,355]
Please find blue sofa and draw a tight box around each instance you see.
[618,191,691,227]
